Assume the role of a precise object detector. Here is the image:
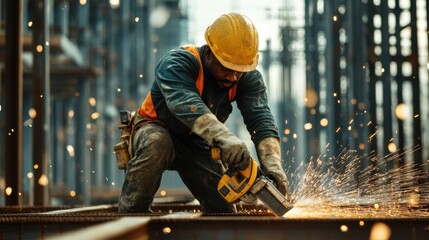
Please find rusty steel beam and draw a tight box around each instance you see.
[380,0,394,172]
[0,204,428,239]
[4,0,23,206]
[45,217,151,240]
[410,0,423,173]
[40,205,116,215]
[148,217,429,240]
[45,213,201,240]
[32,0,50,206]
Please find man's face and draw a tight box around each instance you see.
[207,50,243,89]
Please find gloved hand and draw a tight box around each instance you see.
[191,113,250,170]
[257,137,289,198]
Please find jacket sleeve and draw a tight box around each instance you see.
[235,70,280,145]
[153,48,211,127]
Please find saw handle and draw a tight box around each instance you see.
[211,147,253,171]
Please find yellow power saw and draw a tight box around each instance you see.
[212,148,293,217]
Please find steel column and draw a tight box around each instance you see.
[143,0,156,87]
[366,0,380,179]
[394,0,405,167]
[32,0,51,206]
[75,79,90,205]
[106,5,121,186]
[348,0,369,158]
[91,1,105,188]
[304,0,322,158]
[324,0,341,160]
[4,0,24,206]
[409,0,424,184]
[119,0,131,103]
[380,0,394,173]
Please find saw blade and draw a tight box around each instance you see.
[250,177,293,217]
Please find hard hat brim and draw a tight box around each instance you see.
[211,48,259,72]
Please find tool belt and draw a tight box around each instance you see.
[113,110,162,169]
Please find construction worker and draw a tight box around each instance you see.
[118,13,289,213]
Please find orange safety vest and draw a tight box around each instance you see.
[138,45,237,119]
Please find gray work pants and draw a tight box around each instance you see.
[118,123,236,213]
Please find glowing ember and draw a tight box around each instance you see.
[162,227,172,234]
[369,222,391,240]
[88,97,97,106]
[28,108,37,118]
[36,45,43,53]
[38,174,49,186]
[67,145,75,157]
[340,225,348,232]
[70,191,76,197]
[5,187,12,196]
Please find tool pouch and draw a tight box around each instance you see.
[113,111,133,169]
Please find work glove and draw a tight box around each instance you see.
[192,113,250,170]
[257,137,289,199]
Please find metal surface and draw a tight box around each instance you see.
[32,0,50,206]
[4,0,23,206]
[1,204,428,240]
[149,217,429,240]
[47,217,151,240]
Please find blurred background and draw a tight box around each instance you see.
[0,0,428,206]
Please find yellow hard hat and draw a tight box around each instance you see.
[205,13,259,72]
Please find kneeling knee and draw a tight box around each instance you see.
[135,128,174,156]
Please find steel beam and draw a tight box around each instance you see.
[46,217,151,240]
[394,0,405,167]
[4,0,24,206]
[75,79,90,205]
[32,0,50,206]
[0,204,428,240]
[409,0,423,170]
